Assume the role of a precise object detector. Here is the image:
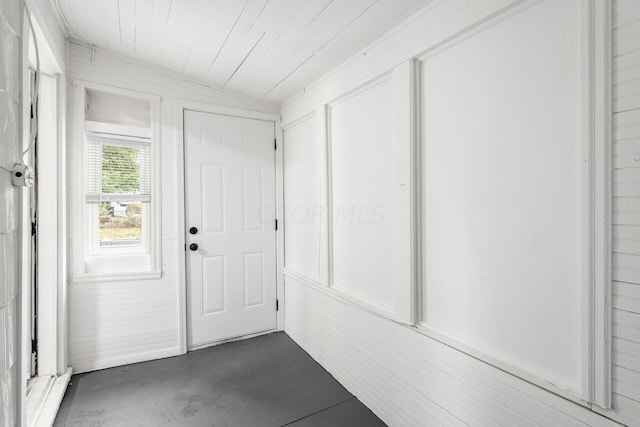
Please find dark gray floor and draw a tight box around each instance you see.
[54,332,386,427]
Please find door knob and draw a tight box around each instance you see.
[189,243,198,251]
[189,227,198,235]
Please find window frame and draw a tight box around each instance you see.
[85,131,151,256]
[71,81,162,282]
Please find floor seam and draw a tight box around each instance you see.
[279,396,356,427]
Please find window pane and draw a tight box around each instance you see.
[98,201,143,247]
[102,145,140,194]
[86,136,151,201]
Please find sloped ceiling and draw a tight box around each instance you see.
[55,0,433,104]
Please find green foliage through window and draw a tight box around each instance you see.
[101,145,140,194]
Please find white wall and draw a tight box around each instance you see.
[67,40,278,373]
[0,0,22,424]
[420,0,583,393]
[329,75,396,312]
[283,113,323,280]
[282,0,637,425]
[27,0,65,71]
[592,0,640,423]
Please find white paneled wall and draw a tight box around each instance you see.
[0,0,21,424]
[283,113,323,280]
[282,0,638,425]
[420,0,583,394]
[328,75,397,313]
[67,41,278,373]
[29,0,65,70]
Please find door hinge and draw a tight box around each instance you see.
[276,299,279,311]
[275,219,278,231]
[31,221,36,237]
[274,138,277,150]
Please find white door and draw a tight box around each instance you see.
[184,110,277,348]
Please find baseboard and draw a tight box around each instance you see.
[71,346,183,374]
[26,368,72,427]
[187,329,278,352]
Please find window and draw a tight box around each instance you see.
[86,134,150,251]
[73,85,160,278]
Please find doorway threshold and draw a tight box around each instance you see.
[26,368,72,427]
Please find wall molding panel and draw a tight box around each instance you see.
[281,0,635,425]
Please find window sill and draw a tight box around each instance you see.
[71,270,162,284]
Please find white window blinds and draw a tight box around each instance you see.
[86,135,151,203]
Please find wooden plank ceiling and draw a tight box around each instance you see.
[56,0,433,104]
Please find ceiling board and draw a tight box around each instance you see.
[56,0,434,103]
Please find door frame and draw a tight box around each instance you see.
[176,100,284,353]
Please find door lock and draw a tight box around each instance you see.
[189,227,198,235]
[189,243,198,251]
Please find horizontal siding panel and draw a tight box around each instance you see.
[70,286,176,299]
[69,294,177,307]
[613,339,640,372]
[613,308,640,329]
[613,253,640,270]
[70,340,180,364]
[613,78,640,103]
[613,182,640,197]
[613,167,640,183]
[614,351,640,373]
[71,346,182,375]
[613,23,640,55]
[614,94,640,114]
[287,295,524,426]
[613,48,640,71]
[613,366,640,402]
[613,197,640,211]
[595,394,640,426]
[613,108,640,128]
[69,316,177,337]
[68,43,278,113]
[614,65,640,86]
[69,300,177,314]
[613,281,640,299]
[69,326,178,346]
[612,238,640,254]
[285,280,617,427]
[613,139,640,154]
[613,224,640,240]
[614,121,640,140]
[613,295,640,313]
[612,211,640,225]
[613,0,640,28]
[613,382,640,405]
[613,323,640,343]
[613,268,640,287]
[69,331,178,353]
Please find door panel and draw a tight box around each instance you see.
[185,110,277,348]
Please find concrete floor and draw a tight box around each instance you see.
[54,332,386,427]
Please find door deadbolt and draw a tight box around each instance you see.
[189,243,198,251]
[189,227,198,235]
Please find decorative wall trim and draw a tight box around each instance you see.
[72,347,182,374]
[587,0,613,410]
[285,275,620,427]
[284,268,409,326]
[282,0,614,415]
[411,0,611,405]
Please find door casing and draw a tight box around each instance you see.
[176,101,284,353]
